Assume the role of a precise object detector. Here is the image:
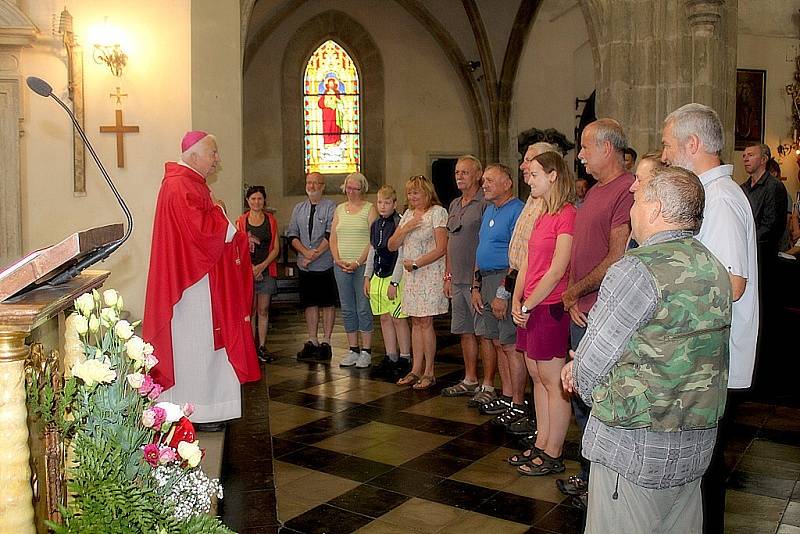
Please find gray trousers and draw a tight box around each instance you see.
[585,463,703,534]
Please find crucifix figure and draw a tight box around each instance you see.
[110,87,128,106]
[100,109,139,168]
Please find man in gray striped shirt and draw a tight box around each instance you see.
[562,167,731,534]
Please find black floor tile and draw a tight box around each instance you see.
[280,445,349,470]
[271,437,306,459]
[458,421,510,446]
[400,451,473,478]
[284,503,373,534]
[726,470,796,499]
[368,467,445,497]
[327,484,410,518]
[222,460,275,493]
[275,417,366,445]
[271,392,360,413]
[533,504,585,532]
[420,478,498,510]
[758,427,800,446]
[434,438,499,461]
[320,455,395,482]
[418,418,478,437]
[220,489,278,531]
[476,491,556,525]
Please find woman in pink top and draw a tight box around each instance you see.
[509,151,577,476]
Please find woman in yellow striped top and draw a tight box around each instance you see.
[330,172,379,368]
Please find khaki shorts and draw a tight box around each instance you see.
[450,283,477,335]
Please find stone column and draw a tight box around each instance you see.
[0,331,34,534]
[579,0,736,159]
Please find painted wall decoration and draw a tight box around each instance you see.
[304,40,360,175]
[735,69,766,151]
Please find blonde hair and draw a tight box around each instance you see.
[341,172,369,194]
[377,184,397,201]
[533,151,576,214]
[405,175,441,208]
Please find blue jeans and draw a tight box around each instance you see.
[570,322,590,482]
[334,264,373,333]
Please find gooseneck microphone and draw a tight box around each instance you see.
[26,76,133,285]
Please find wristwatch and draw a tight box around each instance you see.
[521,305,532,314]
[496,286,512,300]
[412,262,419,271]
[390,281,400,287]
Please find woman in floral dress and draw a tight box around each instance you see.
[388,175,448,389]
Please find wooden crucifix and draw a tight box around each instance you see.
[99,109,139,168]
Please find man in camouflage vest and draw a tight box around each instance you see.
[561,167,732,533]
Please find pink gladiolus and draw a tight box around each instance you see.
[182,403,195,417]
[147,383,163,401]
[143,443,159,467]
[139,375,154,396]
[151,406,167,428]
[158,447,177,465]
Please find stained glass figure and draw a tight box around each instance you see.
[304,40,361,175]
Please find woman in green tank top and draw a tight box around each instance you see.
[330,173,378,368]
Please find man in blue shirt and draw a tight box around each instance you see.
[469,164,524,413]
[286,172,338,361]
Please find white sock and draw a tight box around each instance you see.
[400,353,411,360]
[387,353,399,362]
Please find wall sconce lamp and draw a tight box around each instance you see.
[94,42,127,77]
[91,18,127,77]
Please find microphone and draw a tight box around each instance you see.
[26,76,134,285]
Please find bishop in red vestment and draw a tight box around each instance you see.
[143,131,260,425]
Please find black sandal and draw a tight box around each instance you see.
[507,446,543,466]
[517,452,565,476]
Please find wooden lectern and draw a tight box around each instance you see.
[0,226,121,533]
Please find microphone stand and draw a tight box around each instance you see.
[27,77,133,285]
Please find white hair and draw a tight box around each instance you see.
[664,103,724,155]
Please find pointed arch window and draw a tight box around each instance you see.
[303,40,361,175]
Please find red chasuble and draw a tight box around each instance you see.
[144,162,260,390]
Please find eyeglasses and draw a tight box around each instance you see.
[345,186,362,192]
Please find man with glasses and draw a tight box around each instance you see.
[441,155,489,401]
[287,172,338,361]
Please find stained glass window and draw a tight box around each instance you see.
[304,40,360,175]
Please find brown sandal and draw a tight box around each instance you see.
[397,372,420,386]
[412,375,436,390]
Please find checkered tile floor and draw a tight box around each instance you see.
[219,307,800,534]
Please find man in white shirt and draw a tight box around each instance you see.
[661,103,759,534]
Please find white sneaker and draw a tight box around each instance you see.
[356,351,372,368]
[340,350,360,367]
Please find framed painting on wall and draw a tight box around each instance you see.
[735,69,766,150]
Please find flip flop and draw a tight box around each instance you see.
[412,375,436,390]
[397,372,420,386]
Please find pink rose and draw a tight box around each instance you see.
[139,375,154,396]
[158,447,177,465]
[147,383,163,401]
[141,408,157,428]
[151,406,166,428]
[143,443,159,467]
[182,403,195,417]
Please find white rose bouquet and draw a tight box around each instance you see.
[27,289,232,533]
